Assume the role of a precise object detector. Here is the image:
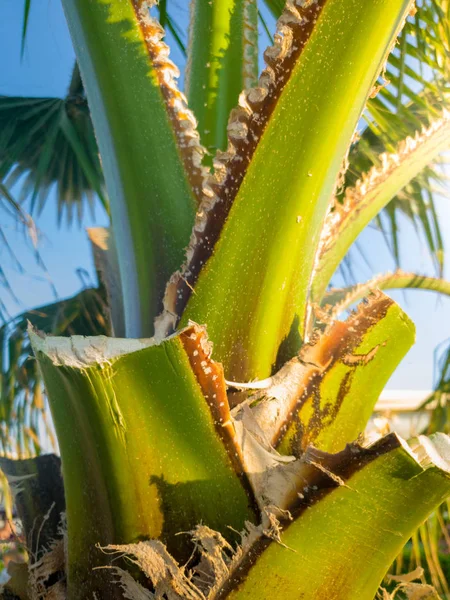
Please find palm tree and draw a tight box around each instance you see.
[1,0,450,598]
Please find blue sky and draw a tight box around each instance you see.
[1,0,449,391]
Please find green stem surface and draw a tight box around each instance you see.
[226,434,450,600]
[187,0,258,155]
[62,0,196,337]
[183,0,413,380]
[31,326,255,598]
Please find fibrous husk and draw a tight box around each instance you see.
[28,539,66,600]
[100,540,204,600]
[380,582,441,600]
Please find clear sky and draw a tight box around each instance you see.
[1,0,449,391]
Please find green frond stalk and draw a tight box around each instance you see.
[61,0,200,337]
[224,434,450,600]
[275,293,415,456]
[30,324,256,597]
[28,300,449,600]
[227,292,414,455]
[174,0,414,381]
[186,0,258,155]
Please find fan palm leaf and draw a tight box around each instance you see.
[0,84,107,226]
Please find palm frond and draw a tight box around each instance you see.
[0,90,108,226]
[0,285,110,456]
[0,184,52,320]
[156,0,187,55]
[322,270,450,319]
[342,0,450,273]
[345,101,448,274]
[0,181,32,226]
[20,0,31,59]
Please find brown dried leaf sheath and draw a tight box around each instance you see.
[180,323,257,508]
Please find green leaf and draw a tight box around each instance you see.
[186,0,258,155]
[30,324,257,597]
[224,433,450,600]
[21,0,32,59]
[0,181,33,228]
[312,112,450,304]
[61,0,201,337]
[322,271,450,318]
[157,0,186,55]
[68,61,84,97]
[0,96,107,225]
[178,0,414,380]
[263,0,284,18]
